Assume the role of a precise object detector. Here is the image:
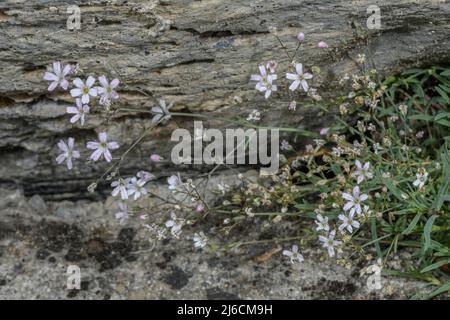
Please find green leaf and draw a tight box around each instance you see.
[425,281,450,299]
[402,212,422,235]
[421,258,450,273]
[423,215,438,252]
[384,179,404,201]
[435,86,450,104]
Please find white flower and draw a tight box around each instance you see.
[43,61,72,91]
[246,109,261,122]
[115,202,129,224]
[216,183,230,195]
[280,140,292,151]
[282,245,304,264]
[319,230,341,257]
[127,177,148,200]
[165,212,183,238]
[96,75,119,105]
[151,99,173,124]
[352,160,373,184]
[86,132,119,162]
[66,98,89,126]
[338,212,360,233]
[111,178,130,200]
[193,232,208,249]
[342,186,368,216]
[286,63,313,92]
[250,65,277,99]
[413,168,429,189]
[167,174,180,190]
[70,76,97,104]
[56,137,80,170]
[288,101,297,111]
[315,214,330,232]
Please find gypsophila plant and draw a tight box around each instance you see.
[44,28,450,298]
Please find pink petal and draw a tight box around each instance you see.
[110,78,119,88]
[258,65,266,77]
[48,81,58,92]
[90,148,103,161]
[289,80,300,91]
[43,72,58,81]
[57,140,68,152]
[86,76,96,88]
[88,88,98,96]
[60,79,69,90]
[70,88,82,97]
[104,149,112,162]
[66,106,78,114]
[73,78,84,89]
[99,132,108,143]
[86,141,99,150]
[63,64,72,76]
[107,141,119,149]
[53,61,61,75]
[98,75,108,87]
[56,153,66,164]
[81,94,89,104]
[295,63,303,75]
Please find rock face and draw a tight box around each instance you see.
[0,174,428,299]
[0,0,450,199]
[0,0,449,299]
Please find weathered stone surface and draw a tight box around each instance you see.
[0,0,449,198]
[0,172,429,299]
[0,0,449,299]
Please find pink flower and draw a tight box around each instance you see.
[297,32,305,42]
[43,61,72,91]
[266,61,278,74]
[150,153,163,162]
[56,137,80,170]
[96,75,119,105]
[66,98,89,126]
[70,76,97,104]
[320,127,329,136]
[86,132,119,162]
[195,204,205,213]
[317,41,328,49]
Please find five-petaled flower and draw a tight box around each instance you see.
[66,98,90,126]
[338,212,360,233]
[96,75,119,105]
[315,214,330,232]
[127,177,148,200]
[56,137,80,170]
[250,65,278,99]
[413,168,429,189]
[282,244,304,264]
[319,230,341,257]
[43,61,72,91]
[193,232,208,249]
[70,76,97,104]
[86,132,119,162]
[286,63,313,92]
[352,160,373,184]
[111,178,131,200]
[342,186,369,216]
